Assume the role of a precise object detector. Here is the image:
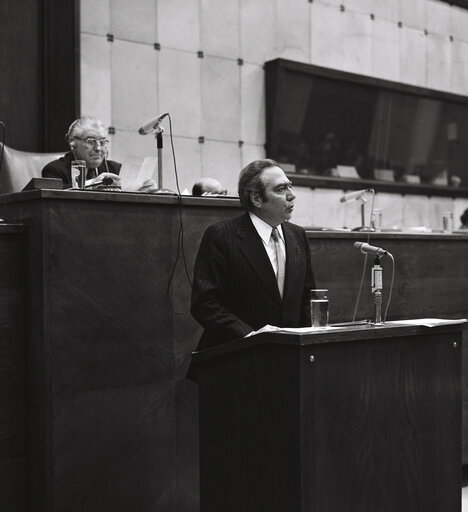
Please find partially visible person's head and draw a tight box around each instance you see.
[461,208,468,228]
[66,116,109,169]
[192,177,226,196]
[238,159,295,227]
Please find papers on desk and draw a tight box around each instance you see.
[119,157,158,191]
[385,318,467,328]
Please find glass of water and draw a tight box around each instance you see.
[310,289,329,328]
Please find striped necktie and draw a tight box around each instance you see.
[271,227,285,298]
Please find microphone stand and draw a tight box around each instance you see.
[371,256,383,324]
[351,198,374,232]
[152,126,176,195]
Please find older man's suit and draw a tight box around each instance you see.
[191,213,315,350]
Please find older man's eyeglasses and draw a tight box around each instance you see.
[74,137,109,148]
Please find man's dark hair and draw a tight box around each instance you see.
[238,159,278,211]
[461,208,468,227]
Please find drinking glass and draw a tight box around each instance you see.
[310,289,329,328]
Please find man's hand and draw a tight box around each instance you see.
[85,172,122,188]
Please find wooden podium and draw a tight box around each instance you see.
[193,323,463,512]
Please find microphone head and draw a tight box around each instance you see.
[353,241,388,257]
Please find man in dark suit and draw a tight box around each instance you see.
[42,116,121,188]
[191,159,315,350]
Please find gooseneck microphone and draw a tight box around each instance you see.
[339,188,372,203]
[138,113,169,135]
[354,241,389,257]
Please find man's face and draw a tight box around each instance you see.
[71,123,108,168]
[254,166,295,227]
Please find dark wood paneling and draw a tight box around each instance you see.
[0,0,43,150]
[0,0,78,152]
[301,334,461,511]
[43,0,80,151]
[0,227,27,511]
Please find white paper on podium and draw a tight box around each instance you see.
[272,326,345,334]
[119,156,158,191]
[385,318,467,328]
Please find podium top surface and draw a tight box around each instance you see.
[0,188,242,208]
[192,319,467,363]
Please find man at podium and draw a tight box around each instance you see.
[191,159,315,350]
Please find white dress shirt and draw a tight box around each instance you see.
[249,212,286,276]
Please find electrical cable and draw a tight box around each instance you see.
[0,121,5,180]
[383,253,395,322]
[165,114,193,315]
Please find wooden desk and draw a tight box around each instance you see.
[194,324,463,512]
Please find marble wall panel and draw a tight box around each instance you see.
[450,5,468,43]
[159,49,201,139]
[293,188,347,229]
[201,56,241,142]
[241,64,265,146]
[80,0,110,35]
[317,0,347,6]
[110,40,158,131]
[399,27,426,87]
[348,0,400,24]
[310,2,345,69]
[80,34,112,126]
[200,0,240,58]
[275,0,311,63]
[110,0,157,44]
[201,140,242,195]
[399,0,426,30]
[401,194,453,229]
[157,0,200,51]
[372,192,405,229]
[371,19,400,81]
[288,187,314,228]
[240,0,276,65]
[425,33,452,92]
[341,10,373,75]
[450,40,468,96]
[425,0,451,37]
[160,137,203,193]
[432,196,457,231]
[240,144,266,168]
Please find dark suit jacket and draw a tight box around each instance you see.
[191,213,316,350]
[42,151,121,187]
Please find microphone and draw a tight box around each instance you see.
[138,113,169,135]
[340,188,371,203]
[354,241,389,257]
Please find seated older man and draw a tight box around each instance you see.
[42,116,122,188]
